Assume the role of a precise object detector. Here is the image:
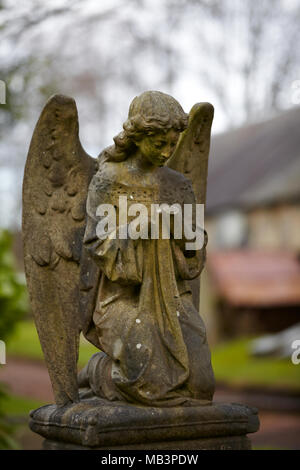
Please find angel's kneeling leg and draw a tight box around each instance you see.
[78,351,122,401]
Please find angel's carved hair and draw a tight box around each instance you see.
[103,91,188,162]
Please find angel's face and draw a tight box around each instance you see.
[136,128,180,167]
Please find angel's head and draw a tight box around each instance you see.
[105,91,188,165]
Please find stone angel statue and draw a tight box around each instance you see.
[23,91,215,408]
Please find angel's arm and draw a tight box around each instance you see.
[171,180,207,281]
[167,102,213,305]
[82,177,143,285]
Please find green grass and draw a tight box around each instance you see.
[6,320,98,368]
[6,321,300,390]
[1,394,45,416]
[211,337,300,390]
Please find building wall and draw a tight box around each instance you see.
[247,203,300,251]
[202,202,300,343]
[205,202,300,252]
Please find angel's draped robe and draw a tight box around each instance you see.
[79,157,215,406]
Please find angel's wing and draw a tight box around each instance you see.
[167,102,214,206]
[22,95,97,405]
[167,102,214,307]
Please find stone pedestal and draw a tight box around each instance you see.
[29,398,259,450]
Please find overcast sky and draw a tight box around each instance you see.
[0,0,299,229]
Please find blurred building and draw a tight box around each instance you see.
[203,106,300,341]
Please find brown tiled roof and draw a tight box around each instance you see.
[207,251,300,307]
[206,107,300,214]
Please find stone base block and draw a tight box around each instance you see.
[29,398,259,450]
[43,435,252,450]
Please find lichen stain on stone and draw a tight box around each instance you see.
[113,338,123,359]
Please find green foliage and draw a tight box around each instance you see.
[0,229,28,341]
[0,230,28,448]
[0,418,19,450]
[0,386,19,450]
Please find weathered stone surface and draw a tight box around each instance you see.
[24,91,259,449]
[43,435,252,450]
[23,91,215,407]
[30,400,259,449]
